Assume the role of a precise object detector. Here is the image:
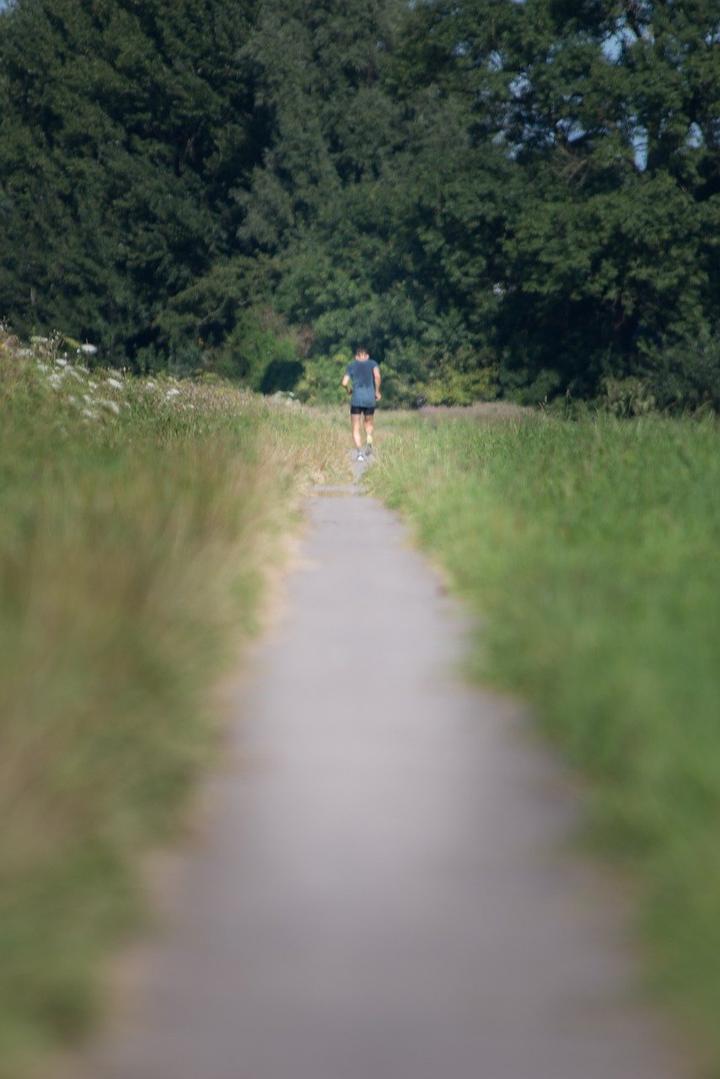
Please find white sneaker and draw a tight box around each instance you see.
[357,452,365,462]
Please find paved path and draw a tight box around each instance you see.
[78,483,686,1079]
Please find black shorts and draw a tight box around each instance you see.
[350,405,375,416]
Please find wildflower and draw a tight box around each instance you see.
[98,399,121,416]
[55,357,68,367]
[166,387,181,398]
[80,343,98,356]
[47,373,64,389]
[82,408,97,420]
[106,377,123,390]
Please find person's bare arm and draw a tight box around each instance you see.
[341,373,351,395]
[373,365,382,401]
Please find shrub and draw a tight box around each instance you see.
[642,331,720,414]
[600,376,657,418]
[295,351,350,404]
[211,308,303,393]
[417,364,499,406]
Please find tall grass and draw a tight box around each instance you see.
[368,413,720,1061]
[0,333,346,1077]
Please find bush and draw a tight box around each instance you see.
[416,364,499,406]
[642,331,720,414]
[211,308,303,393]
[295,351,350,404]
[600,376,657,418]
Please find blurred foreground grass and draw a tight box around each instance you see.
[369,412,720,1061]
[0,332,346,1077]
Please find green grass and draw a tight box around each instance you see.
[0,332,347,1077]
[368,411,720,1064]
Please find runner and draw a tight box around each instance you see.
[341,347,381,461]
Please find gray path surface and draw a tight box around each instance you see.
[77,483,686,1079]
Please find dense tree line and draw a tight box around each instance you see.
[2,0,720,406]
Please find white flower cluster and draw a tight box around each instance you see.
[0,327,229,422]
[0,330,194,422]
[41,355,130,422]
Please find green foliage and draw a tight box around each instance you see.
[295,350,350,404]
[210,307,302,392]
[369,413,720,1057]
[234,0,720,404]
[2,0,720,404]
[641,329,720,414]
[599,375,657,418]
[0,0,258,365]
[415,351,499,406]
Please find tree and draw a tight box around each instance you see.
[0,0,259,366]
[2,0,720,403]
[394,0,720,400]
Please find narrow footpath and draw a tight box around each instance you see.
[78,480,686,1079]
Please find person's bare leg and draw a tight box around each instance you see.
[351,414,363,451]
[364,414,374,452]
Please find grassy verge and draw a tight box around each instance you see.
[0,332,346,1077]
[368,412,720,1060]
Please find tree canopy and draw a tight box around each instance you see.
[2,0,720,405]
